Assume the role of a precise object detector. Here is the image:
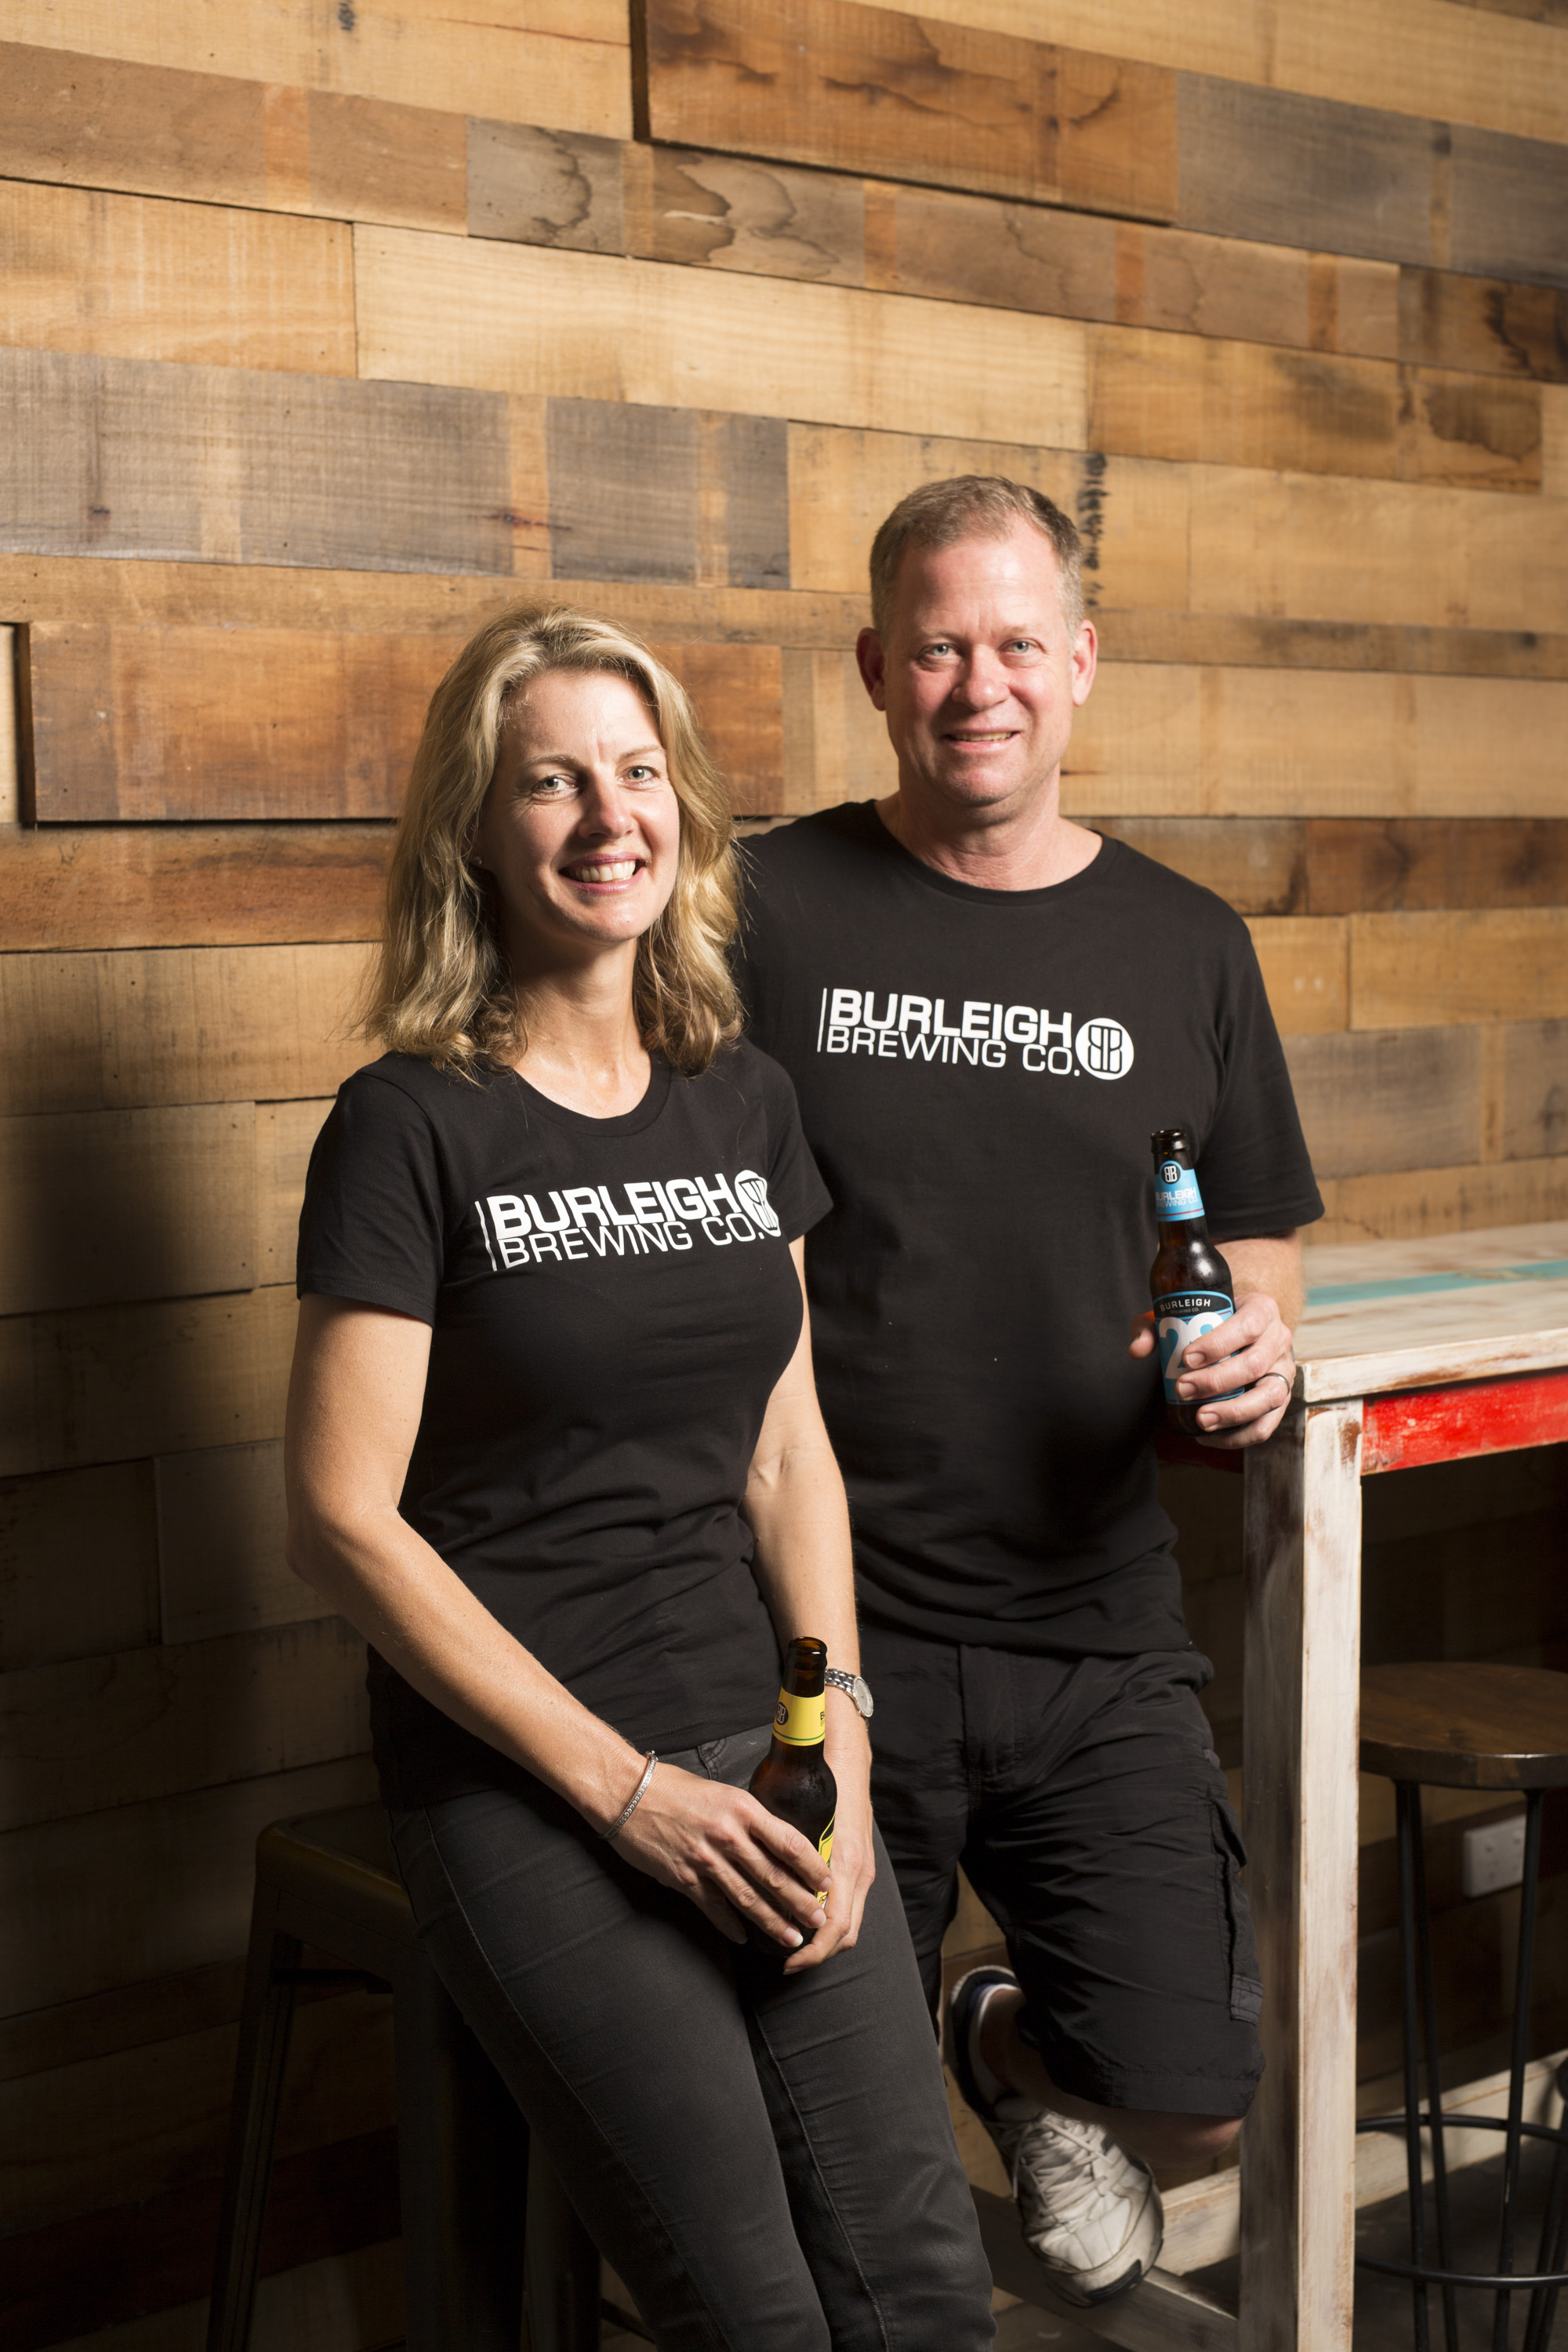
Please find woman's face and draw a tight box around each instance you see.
[474,669,683,965]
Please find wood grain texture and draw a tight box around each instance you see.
[0,1102,255,1316]
[0,1614,368,1834]
[0,181,355,374]
[1450,125,1568,290]
[0,1753,379,2013]
[1497,1021,1568,1162]
[303,89,466,231]
[1312,1157,1568,1244]
[351,226,1089,450]
[28,1283,297,1473]
[155,1441,331,1647]
[0,825,394,953]
[637,144,866,284]
[0,350,515,576]
[546,401,789,589]
[0,944,372,1117]
[1305,818,1568,914]
[1089,816,1305,913]
[1283,1026,1482,1178]
[0,1462,159,1675]
[780,648,899,809]
[1247,916,1348,1035]
[1098,611,1568,680]
[1351,909,1568,1028]
[2,0,631,139]
[1399,266,1568,386]
[468,118,626,251]
[257,1101,332,1287]
[1177,75,1442,267]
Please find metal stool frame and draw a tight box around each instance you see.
[1355,1782,1568,2352]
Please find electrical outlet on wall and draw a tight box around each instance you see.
[1461,1814,1527,1900]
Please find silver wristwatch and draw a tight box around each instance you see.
[826,1667,874,1720]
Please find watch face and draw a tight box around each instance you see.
[853,1675,874,1720]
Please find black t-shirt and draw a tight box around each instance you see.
[296,1042,832,1806]
[735,804,1322,1657]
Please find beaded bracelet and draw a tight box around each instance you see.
[602,1750,658,1841]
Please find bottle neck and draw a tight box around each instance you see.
[772,1640,827,1751]
[1155,1210,1212,1246]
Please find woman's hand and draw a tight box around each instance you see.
[783,1706,875,1976]
[610,1761,833,1951]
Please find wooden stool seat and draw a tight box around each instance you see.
[1360,1662,1568,1791]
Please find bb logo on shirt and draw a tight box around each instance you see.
[815,989,1134,1082]
[474,1169,782,1272]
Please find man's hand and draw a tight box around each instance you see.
[1128,1230,1303,1450]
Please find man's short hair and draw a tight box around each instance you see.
[868,475,1085,642]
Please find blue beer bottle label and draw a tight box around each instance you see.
[1155,1157,1203,1220]
[1152,1287,1240,1403]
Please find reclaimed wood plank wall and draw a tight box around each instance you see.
[2,0,1566,2342]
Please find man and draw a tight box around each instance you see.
[735,477,1321,2307]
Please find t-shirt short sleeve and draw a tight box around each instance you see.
[297,1069,448,1323]
[749,1044,834,1243]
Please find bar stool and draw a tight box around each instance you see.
[1358,1663,1568,2352]
[206,1802,606,2352]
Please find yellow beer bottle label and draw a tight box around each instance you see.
[773,1687,826,1746]
[816,1813,835,1904]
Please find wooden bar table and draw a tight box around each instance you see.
[975,1221,1568,2352]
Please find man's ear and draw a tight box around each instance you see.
[855,627,887,710]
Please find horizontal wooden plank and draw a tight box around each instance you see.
[6,2124,398,2351]
[3,1,630,138]
[1312,1153,1568,1246]
[0,825,393,953]
[0,1103,255,1317]
[1363,1370,1568,1474]
[1498,1019,1568,1162]
[1450,124,1568,290]
[1399,266,1568,387]
[257,1101,332,1287]
[1305,818,1568,913]
[0,180,355,375]
[470,116,626,251]
[0,1956,249,2087]
[0,945,372,1119]
[351,226,1090,450]
[780,648,899,811]
[0,1463,158,1675]
[1247,916,1348,1035]
[1351,908,1568,1027]
[24,1283,297,1475]
[1098,612,1568,680]
[547,400,789,590]
[0,1986,392,2238]
[0,1753,378,2013]
[0,349,515,576]
[155,1440,332,1646]
[302,88,468,232]
[1283,1027,1482,1178]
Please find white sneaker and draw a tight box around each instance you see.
[946,1965,1164,2306]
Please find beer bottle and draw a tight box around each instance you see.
[1149,1128,1240,1436]
[749,1635,837,1938]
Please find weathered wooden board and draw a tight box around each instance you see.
[27,1283,297,1474]
[469,118,625,250]
[779,648,899,810]
[155,1441,330,1648]
[0,350,515,576]
[1399,266,1568,385]
[0,944,372,1119]
[0,825,394,953]
[1351,907,1568,1028]
[0,39,274,210]
[1100,611,1568,680]
[1090,816,1303,912]
[0,181,355,374]
[1315,1155,1568,1245]
[0,1614,368,1835]
[1247,916,1348,1035]
[1450,125,1568,290]
[633,143,867,284]
[1546,383,1568,499]
[1497,1020,1568,1162]
[257,1101,332,1287]
[302,89,467,231]
[0,1753,379,2014]
[351,226,1090,450]
[1283,1027,1482,1178]
[546,401,789,589]
[2,0,631,138]
[1305,818,1568,913]
[0,1462,159,1675]
[0,1102,255,1316]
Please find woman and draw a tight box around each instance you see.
[285,608,994,2349]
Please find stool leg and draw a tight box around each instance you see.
[205,1882,301,2352]
[1410,1789,1459,2352]
[1522,2060,1568,2352]
[524,2136,601,2352]
[1397,1782,1433,2352]
[1493,1791,1545,2352]
[394,1953,527,2352]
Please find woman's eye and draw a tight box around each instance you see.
[530,774,575,797]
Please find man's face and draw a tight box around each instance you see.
[858,520,1097,818]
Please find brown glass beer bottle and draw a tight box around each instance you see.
[748,1636,837,1937]
[1149,1128,1240,1436]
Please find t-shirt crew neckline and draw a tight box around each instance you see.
[862,799,1113,908]
[499,1053,673,1137]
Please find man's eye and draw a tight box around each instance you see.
[922,641,956,658]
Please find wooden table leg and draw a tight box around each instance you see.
[1240,1399,1363,2352]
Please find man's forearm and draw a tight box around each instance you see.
[1225,1231,1304,1335]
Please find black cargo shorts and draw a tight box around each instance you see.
[860,1622,1265,2118]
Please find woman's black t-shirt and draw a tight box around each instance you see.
[296,1040,833,1807]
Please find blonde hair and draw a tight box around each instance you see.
[363,606,742,1077]
[869,475,1084,641]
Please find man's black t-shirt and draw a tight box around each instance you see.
[296,1042,832,1806]
[735,804,1322,1657]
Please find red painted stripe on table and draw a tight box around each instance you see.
[1363,1369,1568,1474]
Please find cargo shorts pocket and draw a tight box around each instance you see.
[1209,1790,1263,2027]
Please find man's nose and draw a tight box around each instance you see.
[950,650,1007,707]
